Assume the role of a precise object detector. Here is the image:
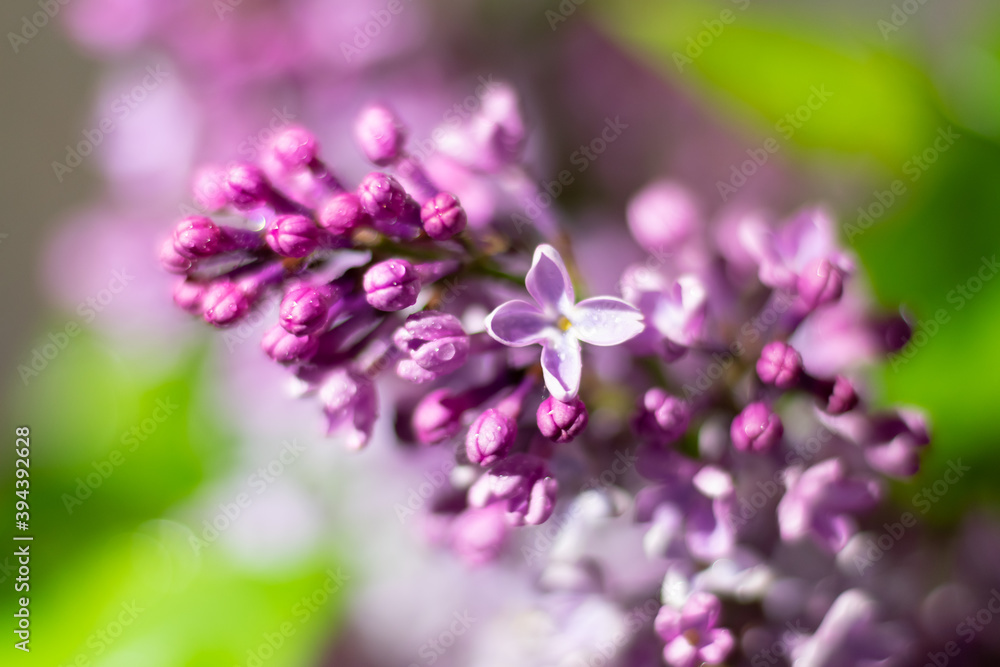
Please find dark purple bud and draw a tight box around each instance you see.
[412,388,466,445]
[224,163,272,210]
[358,172,409,220]
[160,239,193,274]
[878,312,912,354]
[262,325,319,364]
[536,396,588,444]
[393,311,469,376]
[279,283,334,335]
[635,388,691,444]
[363,259,420,311]
[354,104,406,167]
[824,375,858,415]
[466,409,517,466]
[757,341,803,389]
[317,192,368,236]
[797,258,844,311]
[201,281,251,327]
[173,280,206,314]
[731,401,783,453]
[421,192,467,240]
[173,216,225,259]
[271,126,319,171]
[266,214,321,258]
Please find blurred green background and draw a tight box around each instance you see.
[4,0,1000,664]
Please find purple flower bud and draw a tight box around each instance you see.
[173,216,225,259]
[863,409,930,478]
[363,259,420,311]
[354,104,406,167]
[825,375,858,415]
[466,409,517,466]
[266,214,321,258]
[160,239,193,274]
[421,192,467,240]
[320,368,378,450]
[173,280,206,314]
[271,126,318,171]
[412,388,466,445]
[756,341,803,389]
[201,281,250,327]
[536,396,588,444]
[317,192,368,236]
[626,180,699,253]
[358,172,409,220]
[730,402,783,453]
[635,389,691,444]
[279,283,334,335]
[450,505,508,566]
[224,163,271,210]
[468,454,558,526]
[797,257,844,311]
[261,325,319,364]
[393,311,469,377]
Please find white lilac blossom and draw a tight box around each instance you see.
[152,90,964,667]
[484,244,645,401]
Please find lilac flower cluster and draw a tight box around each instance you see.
[162,90,940,665]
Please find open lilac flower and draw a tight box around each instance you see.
[778,458,882,552]
[143,86,953,666]
[655,592,734,667]
[484,244,644,401]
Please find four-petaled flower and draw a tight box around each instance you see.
[485,244,644,401]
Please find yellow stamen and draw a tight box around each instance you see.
[683,629,701,645]
[557,316,572,332]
